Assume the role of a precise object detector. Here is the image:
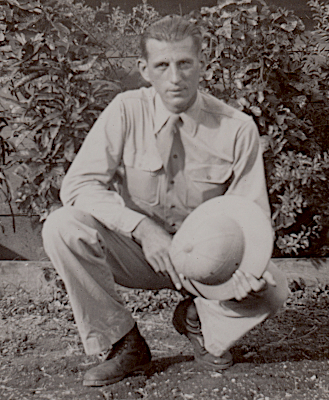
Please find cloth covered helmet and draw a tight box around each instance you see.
[169,195,273,300]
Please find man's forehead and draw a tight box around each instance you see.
[144,37,199,59]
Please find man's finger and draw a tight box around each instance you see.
[234,270,252,293]
[147,256,161,274]
[262,271,277,286]
[163,256,182,290]
[232,272,248,300]
[243,271,266,292]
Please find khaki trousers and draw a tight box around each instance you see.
[42,206,289,357]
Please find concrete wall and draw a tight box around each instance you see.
[0,216,46,261]
[0,169,47,261]
[1,258,329,299]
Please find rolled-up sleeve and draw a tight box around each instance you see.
[60,96,146,237]
[226,119,271,218]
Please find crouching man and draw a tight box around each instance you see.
[42,15,289,386]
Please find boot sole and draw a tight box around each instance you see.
[82,361,152,387]
[195,356,233,371]
[173,304,233,371]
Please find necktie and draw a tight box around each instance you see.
[156,114,181,172]
[157,114,186,226]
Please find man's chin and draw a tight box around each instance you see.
[164,98,190,114]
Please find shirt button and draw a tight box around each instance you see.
[170,204,176,209]
[173,154,178,159]
[170,180,174,185]
[207,175,211,180]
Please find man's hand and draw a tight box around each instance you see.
[132,218,182,290]
[232,270,276,301]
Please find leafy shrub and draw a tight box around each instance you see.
[0,0,160,219]
[0,0,120,218]
[0,0,328,256]
[191,0,329,256]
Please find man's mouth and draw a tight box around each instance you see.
[168,88,185,94]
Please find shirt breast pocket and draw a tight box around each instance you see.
[125,166,162,206]
[186,164,233,209]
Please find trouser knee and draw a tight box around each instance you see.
[42,206,101,256]
[43,206,78,246]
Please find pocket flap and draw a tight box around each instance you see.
[123,150,163,172]
[188,164,233,184]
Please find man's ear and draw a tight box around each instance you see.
[137,58,151,84]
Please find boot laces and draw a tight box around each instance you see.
[98,332,134,361]
[186,318,207,355]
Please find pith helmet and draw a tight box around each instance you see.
[169,195,273,300]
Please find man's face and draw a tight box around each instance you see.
[138,37,203,114]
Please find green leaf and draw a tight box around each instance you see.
[52,22,71,38]
[215,21,232,39]
[70,56,98,73]
[49,124,61,139]
[280,16,298,32]
[64,139,75,162]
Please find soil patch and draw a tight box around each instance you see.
[1,283,329,399]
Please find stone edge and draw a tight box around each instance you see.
[0,259,329,298]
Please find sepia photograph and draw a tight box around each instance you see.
[0,0,329,399]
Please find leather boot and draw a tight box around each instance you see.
[173,297,233,370]
[83,324,152,386]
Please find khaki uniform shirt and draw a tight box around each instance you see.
[61,86,270,236]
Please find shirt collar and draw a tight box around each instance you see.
[153,90,201,137]
[154,91,173,134]
[181,92,201,137]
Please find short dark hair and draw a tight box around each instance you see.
[140,15,203,59]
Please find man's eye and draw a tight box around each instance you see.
[179,61,192,68]
[156,63,168,69]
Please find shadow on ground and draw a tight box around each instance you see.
[1,285,329,399]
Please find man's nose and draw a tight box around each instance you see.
[169,65,181,84]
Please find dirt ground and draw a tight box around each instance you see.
[1,282,329,400]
